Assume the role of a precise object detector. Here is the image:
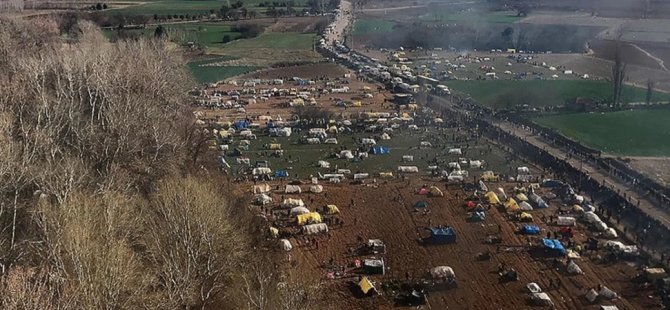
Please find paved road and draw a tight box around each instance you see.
[325,0,352,46]
[494,120,670,229]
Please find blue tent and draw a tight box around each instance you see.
[370,146,390,155]
[521,225,540,235]
[234,120,248,129]
[424,227,457,245]
[274,170,289,178]
[542,238,566,255]
[415,201,428,208]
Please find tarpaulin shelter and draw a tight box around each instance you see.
[542,238,566,255]
[520,212,533,222]
[275,170,289,178]
[418,188,429,195]
[234,120,248,129]
[469,211,486,221]
[253,167,272,175]
[398,166,419,173]
[281,198,304,207]
[255,194,272,205]
[297,212,322,225]
[505,198,520,212]
[415,201,428,208]
[531,292,553,306]
[269,227,279,238]
[556,216,576,226]
[363,258,385,275]
[429,186,444,197]
[289,206,310,216]
[279,239,292,251]
[485,191,501,205]
[519,201,533,211]
[516,193,529,202]
[567,260,583,275]
[326,204,340,214]
[430,266,455,279]
[302,223,328,235]
[253,183,271,194]
[424,227,457,245]
[371,146,390,155]
[466,201,476,210]
[309,185,323,193]
[379,172,394,178]
[521,225,540,235]
[358,277,378,295]
[367,239,386,253]
[284,185,301,194]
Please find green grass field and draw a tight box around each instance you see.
[110,0,308,16]
[222,32,315,49]
[188,57,261,83]
[104,23,242,47]
[534,109,670,156]
[353,19,395,35]
[420,10,522,24]
[446,80,670,108]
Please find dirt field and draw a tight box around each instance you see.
[248,178,662,309]
[624,157,670,188]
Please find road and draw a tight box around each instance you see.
[324,0,352,46]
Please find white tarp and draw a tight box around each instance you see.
[448,162,461,170]
[318,160,331,168]
[402,155,414,162]
[303,223,328,235]
[361,138,376,145]
[519,201,533,211]
[583,211,601,224]
[324,138,338,144]
[420,141,432,147]
[448,148,462,155]
[430,266,455,279]
[253,167,272,175]
[556,216,576,226]
[237,157,250,165]
[531,292,553,306]
[290,206,310,216]
[306,138,320,144]
[253,183,271,194]
[526,282,541,293]
[339,150,354,159]
[281,198,304,208]
[279,239,293,251]
[585,288,599,303]
[598,286,618,300]
[397,166,419,173]
[567,260,583,275]
[380,133,391,140]
[470,160,482,168]
[284,185,302,194]
[309,185,323,193]
[593,220,608,232]
[354,173,369,180]
[255,194,272,205]
[603,227,618,239]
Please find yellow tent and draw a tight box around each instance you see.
[572,204,584,214]
[291,98,305,106]
[379,172,394,178]
[485,191,501,205]
[326,205,340,215]
[218,131,231,138]
[362,86,372,91]
[358,277,377,295]
[352,101,362,107]
[297,212,322,225]
[516,193,529,202]
[520,212,533,221]
[269,143,282,150]
[428,186,444,197]
[505,198,520,213]
[269,227,279,238]
[481,171,499,182]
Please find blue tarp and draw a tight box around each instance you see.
[521,225,541,235]
[370,146,390,155]
[415,201,428,208]
[542,238,566,254]
[274,170,289,178]
[425,227,457,244]
[234,120,248,129]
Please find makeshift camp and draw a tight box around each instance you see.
[398,166,419,173]
[420,141,432,147]
[297,212,322,225]
[309,185,323,193]
[253,183,271,194]
[363,258,385,275]
[268,143,282,150]
[306,138,320,144]
[380,133,391,140]
[556,216,576,226]
[339,150,354,159]
[302,223,328,235]
[281,198,305,208]
[428,186,444,197]
[519,201,533,211]
[284,185,302,194]
[604,241,639,256]
[485,191,501,205]
[361,138,376,145]
[593,220,608,232]
[583,211,601,224]
[290,206,310,216]
[424,227,457,245]
[542,238,566,255]
[358,277,378,296]
[531,292,553,306]
[279,239,293,251]
[505,198,520,212]
[371,146,390,155]
[255,194,273,205]
[567,260,583,275]
[326,204,340,215]
[367,239,386,254]
[415,201,429,209]
[430,266,455,280]
[521,225,540,235]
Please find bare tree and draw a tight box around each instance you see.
[646,79,655,105]
[611,32,627,108]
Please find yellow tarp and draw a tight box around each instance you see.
[481,171,498,181]
[269,227,279,238]
[352,101,362,107]
[379,172,394,178]
[485,191,501,205]
[269,143,282,150]
[505,198,520,212]
[516,193,529,202]
[326,205,340,215]
[572,205,584,214]
[429,186,444,197]
[520,212,533,220]
[297,212,322,225]
[358,277,376,295]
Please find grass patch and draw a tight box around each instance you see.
[188,57,261,83]
[222,32,316,49]
[104,23,242,47]
[421,10,522,24]
[353,18,394,35]
[109,0,308,16]
[446,80,670,108]
[534,109,670,156]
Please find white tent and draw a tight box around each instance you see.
[526,282,541,294]
[420,141,432,147]
[603,227,618,239]
[279,239,293,251]
[284,185,302,194]
[255,194,273,205]
[448,148,462,155]
[585,288,599,303]
[380,133,391,140]
[361,138,376,145]
[567,260,583,275]
[318,160,331,168]
[531,292,553,306]
[598,286,618,300]
[519,201,533,211]
[448,162,461,170]
[593,220,608,231]
[397,166,419,173]
[339,150,354,159]
[309,185,323,193]
[281,198,305,208]
[429,266,455,279]
[402,155,414,162]
[583,211,601,224]
[290,206,310,216]
[470,160,482,168]
[253,183,271,194]
[306,138,320,144]
[252,167,272,175]
[324,138,338,144]
[556,216,576,226]
[303,223,328,235]
[497,187,508,200]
